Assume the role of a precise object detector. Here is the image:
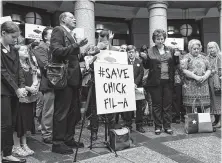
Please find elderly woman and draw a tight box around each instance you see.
[207,42,221,128]
[140,29,180,135]
[181,39,211,114]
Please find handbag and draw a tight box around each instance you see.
[46,61,68,89]
[45,26,71,89]
[184,98,213,134]
[109,127,131,151]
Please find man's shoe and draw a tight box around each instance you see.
[65,139,84,148]
[52,143,73,154]
[136,126,145,133]
[164,129,173,135]
[92,132,98,141]
[43,137,53,144]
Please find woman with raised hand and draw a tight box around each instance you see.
[1,21,27,163]
[207,41,221,128]
[140,29,180,135]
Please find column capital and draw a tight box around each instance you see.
[217,1,221,12]
[147,1,168,11]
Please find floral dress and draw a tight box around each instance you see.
[207,54,221,114]
[180,53,211,110]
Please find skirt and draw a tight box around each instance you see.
[15,102,35,137]
[182,79,210,108]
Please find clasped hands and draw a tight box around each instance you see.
[16,84,38,98]
[194,73,208,83]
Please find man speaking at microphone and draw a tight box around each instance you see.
[50,12,88,154]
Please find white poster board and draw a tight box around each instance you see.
[95,50,128,65]
[25,23,46,40]
[94,62,136,114]
[165,38,184,51]
[0,16,12,24]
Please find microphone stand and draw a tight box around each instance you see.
[73,58,117,162]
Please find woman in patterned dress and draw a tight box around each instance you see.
[207,42,221,128]
[181,39,211,113]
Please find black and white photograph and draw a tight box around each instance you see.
[0,0,221,162]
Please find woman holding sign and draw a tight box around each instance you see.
[140,29,180,135]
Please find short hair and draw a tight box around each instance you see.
[126,45,136,52]
[188,39,202,53]
[59,12,70,24]
[207,41,221,55]
[99,29,109,38]
[1,21,20,34]
[42,27,53,43]
[120,44,127,48]
[152,29,166,43]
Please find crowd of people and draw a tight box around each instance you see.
[1,11,221,163]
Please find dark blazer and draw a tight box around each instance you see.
[142,45,179,87]
[129,58,144,87]
[1,44,25,96]
[32,42,52,92]
[50,26,82,87]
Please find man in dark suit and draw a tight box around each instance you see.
[123,45,145,133]
[50,12,88,154]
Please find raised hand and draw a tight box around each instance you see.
[77,38,88,47]
[140,52,147,60]
[108,30,114,40]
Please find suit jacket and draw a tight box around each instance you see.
[142,45,179,86]
[32,41,52,92]
[50,26,82,87]
[129,58,144,87]
[1,44,25,96]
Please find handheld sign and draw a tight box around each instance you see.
[0,16,12,24]
[95,50,128,65]
[165,38,184,50]
[25,23,46,40]
[94,62,136,115]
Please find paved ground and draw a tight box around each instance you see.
[23,119,221,163]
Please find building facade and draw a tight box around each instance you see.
[2,0,221,52]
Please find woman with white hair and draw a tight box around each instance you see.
[207,41,221,128]
[181,39,211,113]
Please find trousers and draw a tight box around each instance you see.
[146,80,173,130]
[41,90,55,139]
[1,96,17,156]
[53,86,80,144]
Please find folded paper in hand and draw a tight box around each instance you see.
[135,88,145,100]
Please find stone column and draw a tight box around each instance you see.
[217,1,222,50]
[74,0,95,53]
[147,1,168,47]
